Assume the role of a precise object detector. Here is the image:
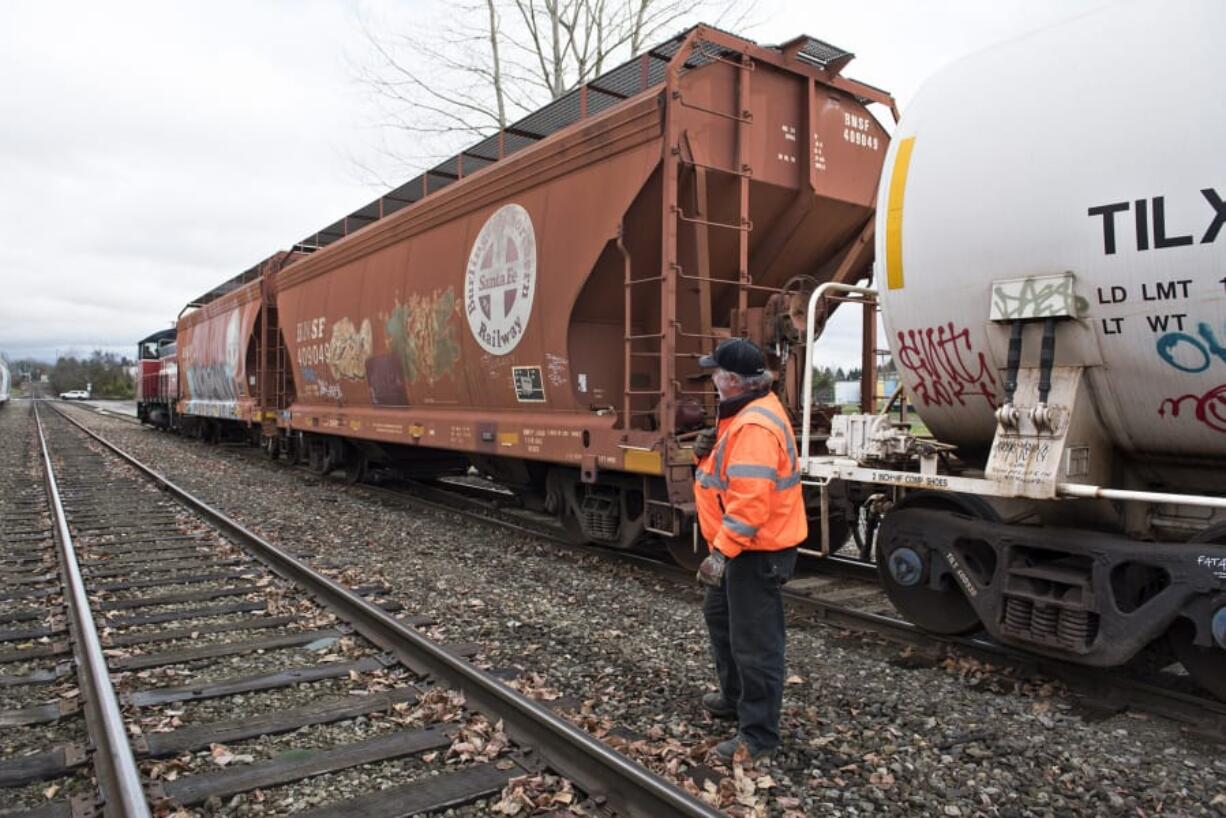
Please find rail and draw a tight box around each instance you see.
[34,401,152,818]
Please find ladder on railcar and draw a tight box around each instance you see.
[257,297,290,438]
[623,41,756,438]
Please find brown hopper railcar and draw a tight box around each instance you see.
[153,26,896,562]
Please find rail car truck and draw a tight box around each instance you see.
[799,0,1226,698]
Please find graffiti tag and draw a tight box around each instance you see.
[1156,321,1226,373]
[991,275,1087,321]
[895,323,999,408]
[1158,383,1226,433]
[1197,555,1226,580]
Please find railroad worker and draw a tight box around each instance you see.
[692,337,806,764]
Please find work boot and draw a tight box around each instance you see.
[701,692,737,720]
[713,734,775,765]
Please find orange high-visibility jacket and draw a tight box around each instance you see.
[694,391,807,558]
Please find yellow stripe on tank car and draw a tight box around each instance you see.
[885,136,916,290]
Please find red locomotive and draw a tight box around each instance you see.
[135,328,178,428]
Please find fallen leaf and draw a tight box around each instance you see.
[209,744,235,767]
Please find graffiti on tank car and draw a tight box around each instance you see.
[387,288,462,386]
[895,323,999,408]
[1158,383,1226,433]
[1156,322,1226,373]
[991,276,1088,321]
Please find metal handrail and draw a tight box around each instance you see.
[800,282,879,463]
[34,402,151,818]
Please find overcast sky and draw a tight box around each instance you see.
[0,0,1112,364]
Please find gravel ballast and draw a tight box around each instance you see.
[60,407,1226,817]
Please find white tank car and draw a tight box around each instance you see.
[806,0,1226,697]
[878,0,1226,460]
[0,357,9,404]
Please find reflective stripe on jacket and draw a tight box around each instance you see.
[693,391,807,558]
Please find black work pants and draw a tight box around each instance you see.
[702,546,797,750]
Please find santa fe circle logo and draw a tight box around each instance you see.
[464,203,537,355]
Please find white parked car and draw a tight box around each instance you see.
[59,390,89,400]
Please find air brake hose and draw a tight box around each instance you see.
[1004,320,1024,405]
[1038,317,1057,405]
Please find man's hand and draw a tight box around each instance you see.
[694,427,717,460]
[697,549,727,587]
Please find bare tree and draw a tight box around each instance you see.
[351,0,757,184]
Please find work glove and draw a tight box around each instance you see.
[694,427,717,460]
[696,549,728,587]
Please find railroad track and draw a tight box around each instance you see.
[55,403,1226,747]
[288,438,1226,745]
[2,400,725,818]
[177,426,1226,745]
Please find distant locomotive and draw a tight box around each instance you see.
[135,328,177,427]
[0,355,10,405]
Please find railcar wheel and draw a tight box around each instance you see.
[1170,524,1226,699]
[307,440,327,474]
[1168,619,1226,700]
[344,447,369,485]
[876,492,996,635]
[286,434,303,466]
[666,534,707,572]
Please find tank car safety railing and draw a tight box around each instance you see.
[800,282,879,464]
[34,402,153,818]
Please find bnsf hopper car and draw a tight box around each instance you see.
[143,26,895,562]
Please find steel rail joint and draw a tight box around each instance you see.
[51,404,723,818]
[35,402,152,818]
